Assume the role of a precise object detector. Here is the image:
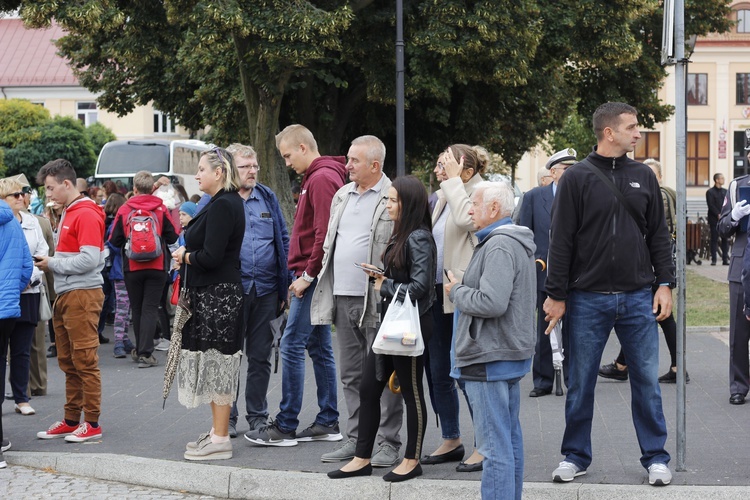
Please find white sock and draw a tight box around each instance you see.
[211,434,230,444]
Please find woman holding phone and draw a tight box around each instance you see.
[329,175,436,482]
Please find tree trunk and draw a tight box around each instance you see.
[234,33,295,228]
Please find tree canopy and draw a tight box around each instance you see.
[0,100,113,182]
[7,0,733,214]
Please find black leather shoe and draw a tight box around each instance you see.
[99,334,110,344]
[730,393,746,405]
[529,388,552,397]
[456,460,483,472]
[421,444,465,464]
[383,463,422,482]
[46,345,57,358]
[598,361,628,381]
[328,463,372,479]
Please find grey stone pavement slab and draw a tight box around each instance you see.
[3,267,749,498]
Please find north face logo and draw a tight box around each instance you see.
[630,182,641,188]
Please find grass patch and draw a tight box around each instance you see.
[686,269,729,327]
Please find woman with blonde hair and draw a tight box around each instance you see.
[171,147,244,461]
[0,178,49,416]
[423,144,487,471]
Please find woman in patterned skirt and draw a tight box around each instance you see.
[172,147,244,461]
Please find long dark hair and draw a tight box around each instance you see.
[383,176,431,271]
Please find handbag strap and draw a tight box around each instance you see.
[580,158,646,236]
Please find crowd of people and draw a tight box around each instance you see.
[7,100,745,498]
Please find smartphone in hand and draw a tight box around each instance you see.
[354,262,384,275]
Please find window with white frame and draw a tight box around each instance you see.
[153,110,176,134]
[738,9,750,33]
[76,102,98,127]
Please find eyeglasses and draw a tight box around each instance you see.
[6,192,24,199]
[237,163,260,171]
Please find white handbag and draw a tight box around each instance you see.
[372,285,424,357]
[38,282,52,322]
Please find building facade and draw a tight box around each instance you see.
[0,18,190,141]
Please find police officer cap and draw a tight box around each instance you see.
[545,148,577,170]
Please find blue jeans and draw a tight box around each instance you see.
[276,279,338,432]
[562,287,670,470]
[425,286,460,439]
[465,377,523,500]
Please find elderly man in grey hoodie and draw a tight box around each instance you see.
[444,180,536,500]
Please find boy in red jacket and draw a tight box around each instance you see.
[35,159,106,442]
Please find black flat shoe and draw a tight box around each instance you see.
[529,388,552,397]
[421,444,465,464]
[383,463,422,482]
[658,370,690,384]
[99,334,110,344]
[730,393,746,405]
[46,345,57,358]
[328,463,372,479]
[456,460,483,472]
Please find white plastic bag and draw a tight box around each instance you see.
[372,285,424,357]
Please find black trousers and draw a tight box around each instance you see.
[356,312,431,460]
[709,219,729,263]
[0,317,17,443]
[124,270,167,357]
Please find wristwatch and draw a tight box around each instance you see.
[301,271,315,283]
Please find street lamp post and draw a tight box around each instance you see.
[395,0,405,177]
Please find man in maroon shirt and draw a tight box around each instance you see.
[245,125,347,447]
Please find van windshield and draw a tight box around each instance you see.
[97,142,170,175]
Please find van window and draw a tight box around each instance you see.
[97,142,170,176]
[173,145,203,175]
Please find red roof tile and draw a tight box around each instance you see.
[0,18,77,87]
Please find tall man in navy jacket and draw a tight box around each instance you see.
[226,143,291,437]
[519,148,575,397]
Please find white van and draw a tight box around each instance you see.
[94,139,209,198]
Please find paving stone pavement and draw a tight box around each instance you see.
[0,463,214,499]
[1,266,747,498]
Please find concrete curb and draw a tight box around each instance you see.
[6,452,750,499]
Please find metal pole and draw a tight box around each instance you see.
[395,0,405,177]
[674,0,687,472]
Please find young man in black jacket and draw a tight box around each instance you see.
[543,102,675,487]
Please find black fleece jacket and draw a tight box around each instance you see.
[545,151,675,301]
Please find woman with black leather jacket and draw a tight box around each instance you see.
[328,175,436,482]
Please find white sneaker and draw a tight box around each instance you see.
[552,460,586,482]
[154,339,170,351]
[648,463,672,486]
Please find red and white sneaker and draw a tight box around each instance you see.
[37,421,79,439]
[64,422,102,442]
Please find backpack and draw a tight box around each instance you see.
[124,209,163,271]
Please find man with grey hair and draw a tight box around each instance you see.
[444,180,536,499]
[109,170,178,368]
[310,135,403,466]
[226,143,291,438]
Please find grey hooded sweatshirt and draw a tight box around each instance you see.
[449,223,536,370]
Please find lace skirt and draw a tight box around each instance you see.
[177,282,243,408]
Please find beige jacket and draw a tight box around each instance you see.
[432,174,482,313]
[310,175,393,327]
